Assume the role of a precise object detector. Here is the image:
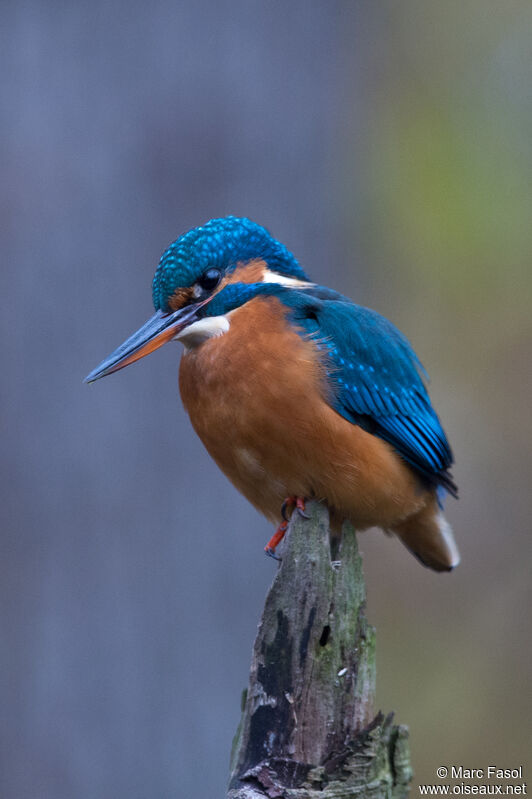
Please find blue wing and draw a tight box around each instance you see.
[288,287,457,497]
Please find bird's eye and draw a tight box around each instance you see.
[197,268,222,292]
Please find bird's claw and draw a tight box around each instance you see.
[281,495,309,520]
[264,547,282,561]
[281,497,292,521]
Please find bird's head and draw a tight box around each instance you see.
[85,216,311,382]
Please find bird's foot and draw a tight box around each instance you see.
[281,495,310,521]
[264,497,310,560]
[264,520,288,560]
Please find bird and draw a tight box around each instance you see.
[85,216,459,571]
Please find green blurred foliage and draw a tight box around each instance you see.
[349,2,532,784]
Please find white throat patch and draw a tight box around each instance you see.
[174,315,230,350]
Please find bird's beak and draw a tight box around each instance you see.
[84,302,205,383]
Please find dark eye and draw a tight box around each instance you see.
[197,268,222,292]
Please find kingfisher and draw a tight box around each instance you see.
[86,216,459,571]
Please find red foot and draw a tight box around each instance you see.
[264,496,310,560]
[264,520,288,560]
[281,495,310,521]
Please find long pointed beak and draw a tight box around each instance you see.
[84,302,202,383]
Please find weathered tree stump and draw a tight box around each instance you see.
[228,501,412,799]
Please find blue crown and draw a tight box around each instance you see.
[152,216,309,311]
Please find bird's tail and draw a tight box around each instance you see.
[391,497,460,572]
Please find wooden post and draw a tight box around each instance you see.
[228,501,412,799]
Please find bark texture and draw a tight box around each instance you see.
[228,502,412,799]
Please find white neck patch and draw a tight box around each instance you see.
[261,268,313,288]
[174,315,230,350]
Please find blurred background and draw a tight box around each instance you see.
[1,1,531,796]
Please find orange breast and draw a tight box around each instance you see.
[178,296,428,529]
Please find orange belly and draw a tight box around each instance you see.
[178,297,429,530]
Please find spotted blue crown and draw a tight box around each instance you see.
[152,216,309,312]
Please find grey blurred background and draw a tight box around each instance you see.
[2,2,531,797]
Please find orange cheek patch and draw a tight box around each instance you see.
[168,286,195,311]
[226,259,267,285]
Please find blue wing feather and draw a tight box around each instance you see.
[288,288,457,496]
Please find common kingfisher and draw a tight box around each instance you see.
[86,217,459,572]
